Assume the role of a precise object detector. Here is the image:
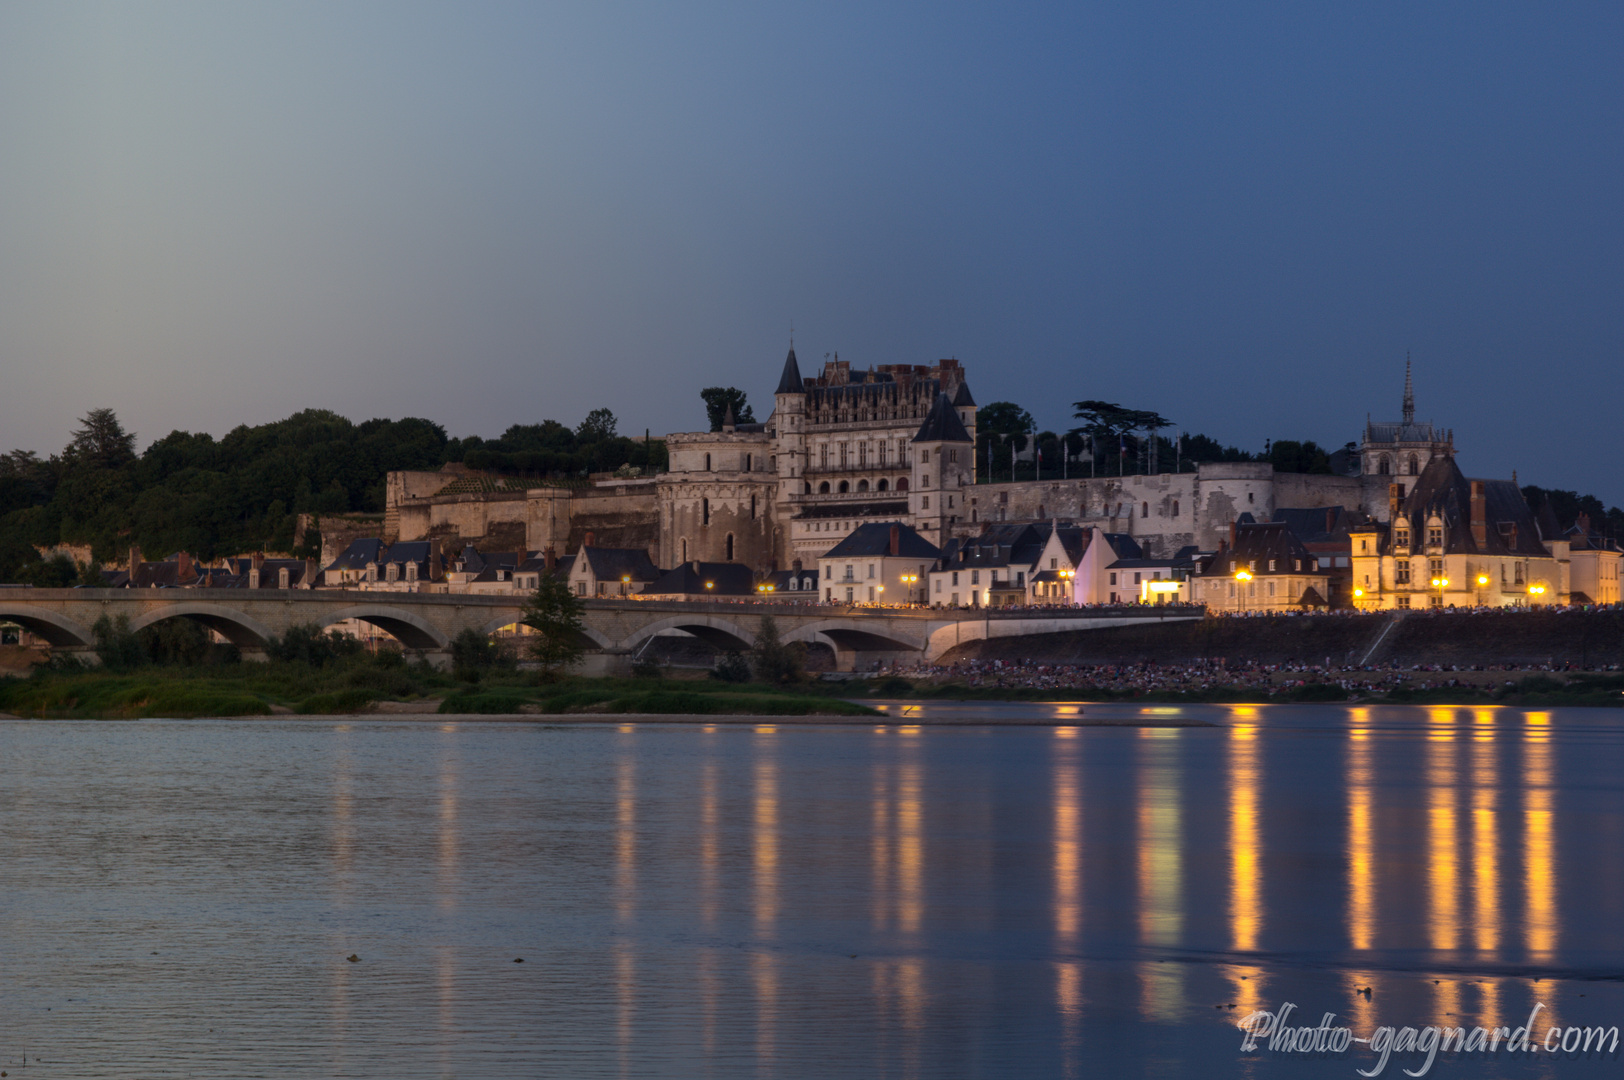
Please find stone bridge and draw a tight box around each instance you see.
[0,589,1203,671]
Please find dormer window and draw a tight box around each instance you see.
[1427,526,1442,547]
[406,562,418,583]
[386,563,399,583]
[1395,528,1410,548]
[278,567,290,589]
[1268,559,1277,572]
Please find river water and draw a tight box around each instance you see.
[0,705,1619,1078]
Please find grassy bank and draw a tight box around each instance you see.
[0,658,877,719]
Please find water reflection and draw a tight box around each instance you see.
[1228,717,1261,954]
[1426,708,1460,971]
[1346,710,1375,954]
[1524,712,1557,961]
[1137,727,1185,1022]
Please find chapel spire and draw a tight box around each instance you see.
[1402,353,1415,425]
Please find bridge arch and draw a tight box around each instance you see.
[0,603,94,647]
[782,619,928,656]
[478,614,612,652]
[127,603,277,649]
[320,605,451,651]
[614,613,757,654]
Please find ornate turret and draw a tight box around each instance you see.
[1402,354,1415,425]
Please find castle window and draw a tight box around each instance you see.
[750,495,757,519]
[921,450,930,464]
[820,446,829,468]
[804,482,812,494]
[1379,455,1392,475]
[705,453,711,471]
[819,482,830,494]
[1172,500,1179,517]
[404,563,416,583]
[923,475,930,487]
[1268,559,1276,572]
[681,539,688,563]
[1395,528,1410,548]
[1427,526,1442,547]
[1407,454,1420,475]
[857,480,869,492]
[725,534,735,561]
[745,454,752,471]
[1142,502,1149,518]
[386,563,398,583]
[1396,561,1411,584]
[949,449,958,463]
[702,498,710,526]
[922,496,930,509]
[839,443,848,466]
[876,478,888,492]
[897,478,908,492]
[838,481,849,494]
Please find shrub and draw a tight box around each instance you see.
[92,614,147,670]
[711,651,751,683]
[265,623,363,667]
[748,616,806,685]
[450,627,515,683]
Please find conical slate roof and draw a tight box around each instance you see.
[951,380,976,408]
[912,392,973,443]
[775,347,804,394]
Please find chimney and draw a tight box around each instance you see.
[1577,511,1591,535]
[128,545,143,572]
[889,524,900,556]
[1388,483,1404,519]
[584,531,596,549]
[792,558,802,571]
[545,545,557,570]
[177,551,192,584]
[1325,508,1336,534]
[1470,480,1487,548]
[252,551,265,573]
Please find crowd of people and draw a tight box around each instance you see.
[883,656,1619,697]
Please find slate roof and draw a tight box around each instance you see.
[579,546,661,583]
[327,539,387,572]
[912,393,973,444]
[1199,521,1328,578]
[821,522,941,561]
[760,568,820,593]
[641,561,756,596]
[1389,456,1549,558]
[951,381,976,408]
[938,524,1048,570]
[775,347,804,394]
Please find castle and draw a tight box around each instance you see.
[381,350,1499,576]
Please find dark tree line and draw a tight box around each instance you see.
[0,405,666,582]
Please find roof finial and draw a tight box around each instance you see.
[1402,353,1415,425]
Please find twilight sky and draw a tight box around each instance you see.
[1,3,1620,501]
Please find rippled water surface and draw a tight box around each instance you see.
[1,706,1621,1078]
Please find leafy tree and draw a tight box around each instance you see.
[450,627,514,683]
[521,573,586,678]
[265,623,363,667]
[16,553,80,588]
[66,408,138,469]
[749,615,806,685]
[137,618,212,666]
[576,408,618,443]
[976,401,1034,479]
[1268,439,1333,475]
[92,614,147,670]
[701,387,755,431]
[1179,433,1257,465]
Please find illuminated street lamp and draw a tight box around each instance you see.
[1475,572,1489,608]
[1528,582,1548,604]
[1234,568,1252,613]
[1430,575,1449,608]
[900,572,919,604]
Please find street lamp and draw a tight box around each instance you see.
[900,572,919,604]
[1235,568,1252,613]
[1528,582,1547,604]
[1475,572,1489,608]
[1430,576,1449,609]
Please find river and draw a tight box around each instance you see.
[0,704,1619,1077]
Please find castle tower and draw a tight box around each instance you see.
[1360,359,1452,480]
[910,392,974,537]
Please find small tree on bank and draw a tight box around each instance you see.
[522,573,585,679]
[749,615,806,685]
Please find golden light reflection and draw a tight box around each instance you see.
[898,738,923,935]
[754,728,781,1069]
[701,747,720,929]
[616,743,636,925]
[1227,963,1266,1016]
[1137,728,1185,1021]
[1228,722,1261,953]
[1343,970,1377,1033]
[1347,710,1375,952]
[1523,712,1556,959]
[437,726,459,913]
[1054,728,1081,948]
[1426,709,1460,957]
[1470,711,1499,956]
[1056,962,1082,1079]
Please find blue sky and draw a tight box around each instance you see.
[1,3,1619,501]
